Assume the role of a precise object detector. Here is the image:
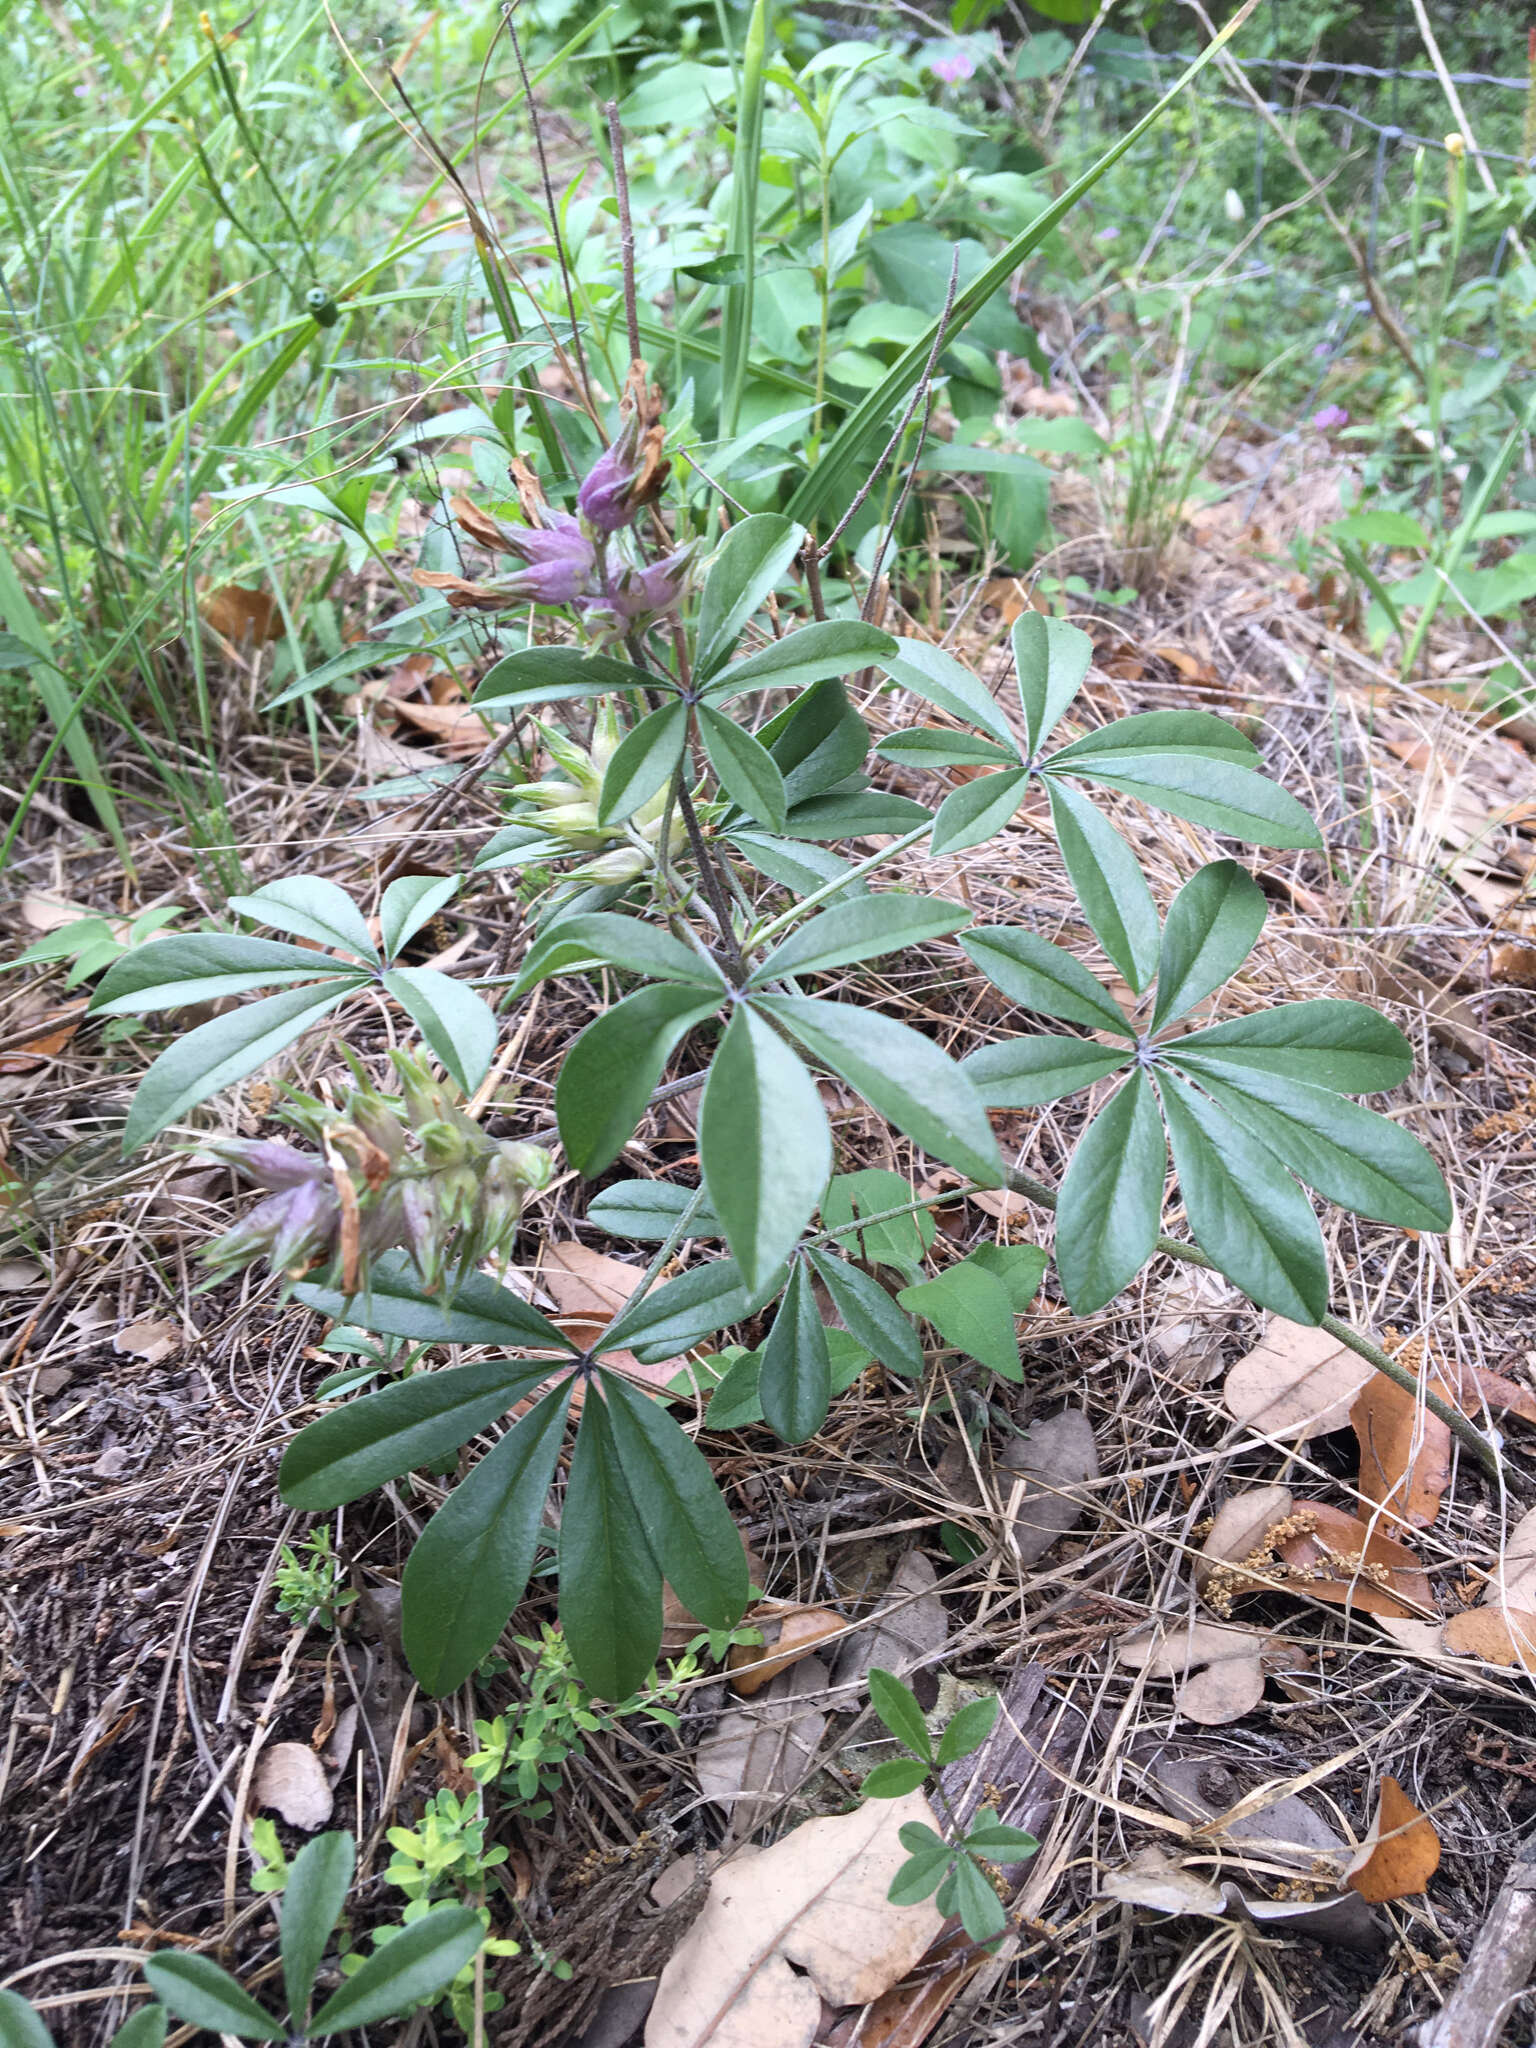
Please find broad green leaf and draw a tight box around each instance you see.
[121,979,355,1153]
[597,698,689,826]
[1047,709,1258,767]
[758,1260,831,1443]
[556,984,720,1177]
[700,1004,830,1292]
[309,1907,483,2035]
[141,1957,282,2041]
[702,1327,869,1429]
[1328,509,1431,550]
[898,1262,1020,1379]
[282,1833,355,2024]
[878,638,1017,749]
[294,1250,575,1351]
[1012,611,1090,754]
[1171,1069,1451,1230]
[868,1666,932,1760]
[695,514,803,681]
[1057,752,1322,850]
[91,934,349,1015]
[473,645,660,709]
[762,677,871,804]
[888,1848,953,1905]
[876,728,1018,769]
[603,1372,749,1627]
[962,1033,1129,1107]
[820,1168,934,1280]
[728,831,866,899]
[603,1257,775,1362]
[708,620,896,702]
[760,995,1003,1187]
[228,876,378,964]
[962,1815,1040,1859]
[929,768,1032,856]
[279,1358,561,1510]
[401,1386,571,1693]
[381,967,496,1094]
[1055,1073,1166,1314]
[514,912,722,995]
[586,1181,722,1240]
[559,1393,664,1698]
[1162,999,1413,1093]
[753,894,969,984]
[1046,780,1160,992]
[964,1243,1048,1312]
[379,875,461,962]
[0,1992,54,2048]
[1150,860,1266,1033]
[107,2008,167,2048]
[777,791,932,839]
[960,928,1129,1034]
[697,703,788,832]
[807,1249,924,1378]
[936,1694,999,1765]
[863,1757,931,1798]
[943,1853,1007,1943]
[1159,1070,1329,1324]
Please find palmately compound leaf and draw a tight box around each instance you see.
[1170,1067,1452,1231]
[700,1003,830,1294]
[757,1260,831,1444]
[557,984,720,1178]
[1012,610,1090,755]
[1161,999,1413,1093]
[962,1034,1130,1108]
[559,1392,664,1700]
[281,1833,356,2026]
[280,1359,560,1511]
[401,1385,572,1694]
[1158,1069,1329,1324]
[1150,859,1266,1033]
[807,1248,924,1379]
[758,994,1003,1188]
[1045,779,1160,993]
[602,1372,750,1628]
[1054,1072,1166,1314]
[961,927,1130,1035]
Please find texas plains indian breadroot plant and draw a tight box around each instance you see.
[89,362,1452,1704]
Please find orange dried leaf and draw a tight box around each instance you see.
[1273,1503,1433,1620]
[1345,1776,1440,1903]
[1444,1607,1536,1673]
[729,1606,845,1697]
[201,583,281,644]
[1350,1371,1452,1529]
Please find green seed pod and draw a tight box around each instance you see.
[305,285,339,328]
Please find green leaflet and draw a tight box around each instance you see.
[91,933,353,1013]
[694,514,802,680]
[294,1251,575,1350]
[962,1033,1129,1107]
[381,966,496,1094]
[1046,778,1160,992]
[1165,999,1413,1093]
[1158,1069,1329,1324]
[1012,610,1090,754]
[878,637,1017,749]
[758,1260,831,1443]
[807,1248,924,1379]
[1150,860,1266,1032]
[280,1833,355,2026]
[556,984,720,1178]
[229,875,379,963]
[898,1258,1021,1379]
[308,1908,484,2035]
[707,620,895,702]
[597,697,689,825]
[961,927,1129,1034]
[602,1372,750,1626]
[753,893,969,983]
[700,1003,830,1293]
[1056,752,1322,850]
[559,1392,664,1699]
[930,767,1031,855]
[514,912,721,995]
[473,645,659,709]
[401,1385,573,1694]
[697,703,788,832]
[1054,1072,1166,1314]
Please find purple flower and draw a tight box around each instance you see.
[577,411,670,535]
[1312,404,1349,431]
[209,1138,327,1193]
[501,513,597,603]
[929,50,975,84]
[578,542,698,637]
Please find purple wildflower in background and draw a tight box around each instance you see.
[929,49,975,84]
[1312,404,1350,432]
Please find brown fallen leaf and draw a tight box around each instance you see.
[827,1550,948,1693]
[828,1926,979,2048]
[1195,1484,1294,1599]
[1101,1846,1227,1918]
[1444,1607,1536,1672]
[1346,1776,1441,1903]
[729,1607,845,1696]
[251,1740,333,1830]
[1351,1369,1452,1529]
[645,1791,946,2048]
[1490,1503,1536,1609]
[1272,1503,1433,1620]
[1223,1319,1373,1442]
[388,696,495,759]
[694,1657,828,1833]
[0,1000,85,1072]
[1117,1619,1269,1724]
[113,1317,182,1363]
[1001,1408,1100,1568]
[0,1259,44,1291]
[1491,942,1536,988]
[202,583,281,644]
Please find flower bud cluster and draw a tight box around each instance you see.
[504,698,686,883]
[204,1050,552,1295]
